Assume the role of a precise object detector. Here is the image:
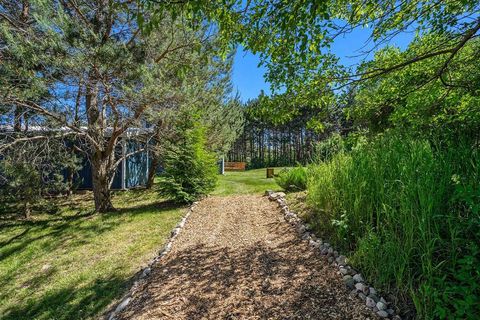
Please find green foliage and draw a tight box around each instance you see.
[275,166,308,192]
[145,0,480,93]
[307,133,480,318]
[349,36,480,138]
[0,137,81,217]
[159,117,218,203]
[314,133,345,162]
[0,161,41,215]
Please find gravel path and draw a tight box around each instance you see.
[117,195,376,319]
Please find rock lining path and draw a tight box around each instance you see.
[117,195,377,319]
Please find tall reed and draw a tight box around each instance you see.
[307,133,480,319]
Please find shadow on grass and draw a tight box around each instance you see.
[0,197,185,319]
[114,199,183,215]
[2,275,130,320]
[0,199,180,264]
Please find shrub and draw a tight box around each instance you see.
[0,137,80,218]
[275,166,308,191]
[306,133,480,318]
[159,119,217,203]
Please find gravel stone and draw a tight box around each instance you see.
[353,273,364,283]
[301,232,311,240]
[113,297,131,316]
[343,275,355,289]
[327,247,334,255]
[377,310,389,318]
[309,239,320,248]
[368,293,379,302]
[376,301,387,311]
[353,283,370,296]
[336,255,347,266]
[142,267,151,277]
[297,224,306,234]
[366,297,376,308]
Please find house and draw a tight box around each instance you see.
[74,137,150,190]
[1,126,151,190]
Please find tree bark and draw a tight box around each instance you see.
[91,153,115,212]
[146,155,158,189]
[85,73,115,213]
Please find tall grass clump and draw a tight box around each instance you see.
[275,166,308,191]
[307,133,480,319]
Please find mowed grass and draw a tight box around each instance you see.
[0,183,185,320]
[213,167,285,196]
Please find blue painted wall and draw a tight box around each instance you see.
[74,139,148,190]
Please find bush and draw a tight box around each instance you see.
[0,137,80,218]
[307,133,480,319]
[159,119,217,203]
[275,166,308,191]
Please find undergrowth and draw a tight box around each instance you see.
[275,166,308,191]
[307,133,480,319]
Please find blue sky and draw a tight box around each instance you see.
[232,27,415,102]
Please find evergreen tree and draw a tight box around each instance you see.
[159,114,217,203]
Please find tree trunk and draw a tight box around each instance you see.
[24,201,31,219]
[146,155,158,189]
[67,168,74,196]
[91,154,115,213]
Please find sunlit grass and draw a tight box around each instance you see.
[213,167,285,196]
[0,183,185,320]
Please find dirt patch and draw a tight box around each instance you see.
[117,195,376,319]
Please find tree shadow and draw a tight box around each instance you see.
[114,199,184,215]
[118,238,374,319]
[0,197,186,308]
[2,275,130,320]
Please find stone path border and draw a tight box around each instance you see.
[266,190,401,320]
[106,202,198,320]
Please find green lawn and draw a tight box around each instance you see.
[213,167,285,196]
[0,185,186,320]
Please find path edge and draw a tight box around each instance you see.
[265,190,401,320]
[105,201,199,320]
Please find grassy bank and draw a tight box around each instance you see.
[303,134,480,319]
[0,186,185,320]
[213,167,284,196]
